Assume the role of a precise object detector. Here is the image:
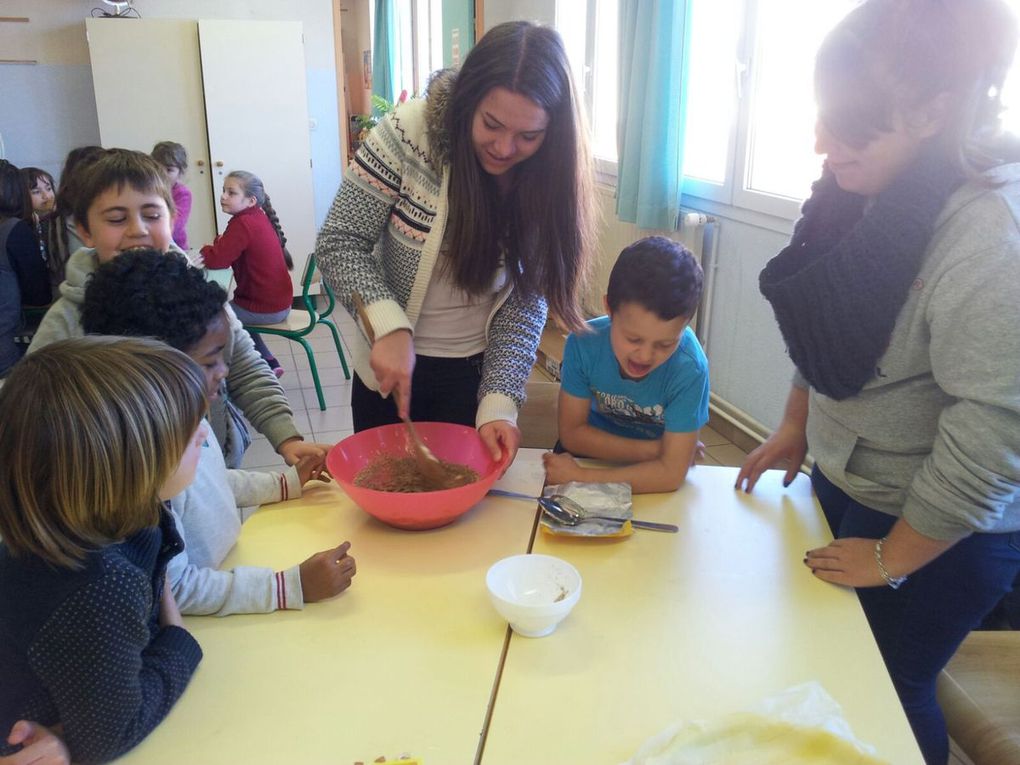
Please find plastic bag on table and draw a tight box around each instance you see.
[620,682,889,764]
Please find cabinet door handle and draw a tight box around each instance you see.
[215,161,224,167]
[195,159,206,167]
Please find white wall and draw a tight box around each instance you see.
[482,0,555,27]
[0,0,343,228]
[701,215,796,429]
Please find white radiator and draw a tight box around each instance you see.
[589,185,719,350]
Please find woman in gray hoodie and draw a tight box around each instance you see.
[737,1,1020,763]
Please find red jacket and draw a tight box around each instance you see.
[201,206,292,314]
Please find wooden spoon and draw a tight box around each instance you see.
[351,292,456,489]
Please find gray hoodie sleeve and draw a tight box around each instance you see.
[26,295,84,353]
[903,232,1020,540]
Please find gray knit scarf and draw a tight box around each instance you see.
[759,148,964,400]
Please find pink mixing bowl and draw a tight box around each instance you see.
[326,422,505,530]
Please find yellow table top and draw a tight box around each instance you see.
[118,450,547,765]
[481,466,924,765]
[118,456,921,765]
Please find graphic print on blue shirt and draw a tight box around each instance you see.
[560,316,710,440]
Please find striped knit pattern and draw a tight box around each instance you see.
[316,75,546,425]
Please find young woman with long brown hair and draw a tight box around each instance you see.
[317,21,597,467]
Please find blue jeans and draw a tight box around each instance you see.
[811,466,1020,765]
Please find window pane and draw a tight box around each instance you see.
[591,0,619,162]
[1000,0,1020,135]
[745,0,855,201]
[682,0,741,185]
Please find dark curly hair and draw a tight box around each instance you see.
[81,249,228,352]
[606,236,704,321]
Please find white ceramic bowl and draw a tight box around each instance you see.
[485,554,582,637]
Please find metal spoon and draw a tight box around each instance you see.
[487,489,679,533]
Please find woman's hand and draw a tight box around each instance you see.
[806,520,954,588]
[370,330,415,420]
[542,451,582,485]
[158,582,183,629]
[804,538,888,587]
[1,722,69,765]
[479,420,521,469]
[735,422,808,492]
[735,387,809,493]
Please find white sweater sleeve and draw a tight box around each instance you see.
[224,464,304,521]
[168,553,304,616]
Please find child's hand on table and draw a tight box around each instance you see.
[542,451,582,485]
[2,721,69,765]
[278,439,332,480]
[299,542,356,602]
[295,455,332,486]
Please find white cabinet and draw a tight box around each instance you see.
[86,18,317,293]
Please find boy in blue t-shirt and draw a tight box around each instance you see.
[543,236,709,493]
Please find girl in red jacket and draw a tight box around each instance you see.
[201,171,293,376]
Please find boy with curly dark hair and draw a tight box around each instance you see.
[82,250,356,616]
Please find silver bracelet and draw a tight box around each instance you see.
[874,536,908,589]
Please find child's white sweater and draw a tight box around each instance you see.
[166,424,305,615]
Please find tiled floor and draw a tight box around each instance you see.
[240,318,358,472]
[240,316,752,471]
[697,424,752,468]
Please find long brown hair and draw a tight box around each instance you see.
[443,21,596,331]
[815,0,1019,172]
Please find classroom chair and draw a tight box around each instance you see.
[937,629,1020,765]
[242,253,350,411]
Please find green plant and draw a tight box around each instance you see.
[354,94,398,135]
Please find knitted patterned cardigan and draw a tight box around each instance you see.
[315,71,547,428]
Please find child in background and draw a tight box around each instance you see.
[151,141,192,250]
[44,146,105,285]
[83,250,357,615]
[0,160,50,376]
[27,149,329,472]
[19,167,58,304]
[0,336,207,764]
[20,167,55,221]
[544,236,709,493]
[201,171,294,377]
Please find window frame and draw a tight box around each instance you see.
[578,0,823,223]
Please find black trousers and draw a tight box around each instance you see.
[351,353,484,432]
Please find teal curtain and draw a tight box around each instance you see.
[616,0,692,230]
[372,0,398,105]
